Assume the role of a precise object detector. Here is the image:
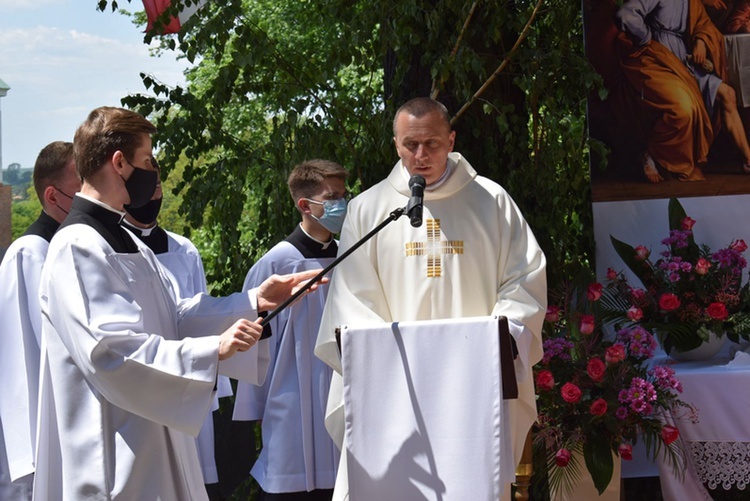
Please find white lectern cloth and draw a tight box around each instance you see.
[340,316,512,501]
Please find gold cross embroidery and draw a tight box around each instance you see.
[404,218,464,278]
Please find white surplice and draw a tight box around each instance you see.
[233,231,339,493]
[34,220,269,500]
[315,153,547,500]
[0,232,49,500]
[142,225,234,485]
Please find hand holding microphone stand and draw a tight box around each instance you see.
[259,174,426,330]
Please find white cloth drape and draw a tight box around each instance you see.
[340,316,512,501]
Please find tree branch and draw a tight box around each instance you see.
[431,1,480,100]
[451,0,544,125]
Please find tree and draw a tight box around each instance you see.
[97,0,602,299]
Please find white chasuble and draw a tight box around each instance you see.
[316,153,547,500]
[233,235,339,493]
[34,222,267,501]
[341,316,512,501]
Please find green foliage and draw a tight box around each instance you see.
[10,187,42,240]
[96,0,599,296]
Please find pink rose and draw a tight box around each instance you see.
[627,306,644,322]
[587,358,606,382]
[605,344,626,364]
[661,425,679,445]
[618,443,633,460]
[545,305,562,323]
[535,370,555,391]
[589,398,608,416]
[561,382,582,403]
[681,216,696,230]
[659,293,681,312]
[731,239,748,253]
[555,448,571,467]
[587,283,603,302]
[630,288,645,302]
[695,258,711,275]
[706,302,728,321]
[579,314,595,335]
[634,245,650,261]
[606,267,618,281]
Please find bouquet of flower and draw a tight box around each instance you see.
[604,198,750,354]
[535,274,695,496]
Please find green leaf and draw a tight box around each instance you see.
[583,439,614,495]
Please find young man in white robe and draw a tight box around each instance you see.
[33,106,325,501]
[233,160,348,501]
[315,97,547,500]
[0,142,80,500]
[121,168,233,500]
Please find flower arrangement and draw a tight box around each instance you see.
[535,274,695,496]
[604,198,750,354]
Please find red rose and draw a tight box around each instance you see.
[555,448,571,467]
[706,302,729,321]
[681,216,696,230]
[661,425,680,445]
[545,305,562,323]
[618,443,633,460]
[605,344,626,364]
[579,314,595,335]
[590,398,608,416]
[695,258,711,275]
[634,245,650,261]
[587,358,606,382]
[659,293,681,312]
[627,306,644,322]
[536,370,555,391]
[587,283,603,302]
[561,382,582,403]
[731,239,748,253]
[606,267,618,281]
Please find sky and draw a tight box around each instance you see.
[0,0,191,169]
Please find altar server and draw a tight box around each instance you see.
[0,142,80,500]
[122,166,232,499]
[33,106,324,500]
[234,159,347,500]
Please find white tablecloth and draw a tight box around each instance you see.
[653,348,750,499]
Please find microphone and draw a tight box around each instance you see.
[407,174,425,228]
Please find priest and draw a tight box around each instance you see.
[315,97,547,500]
[33,106,325,501]
[0,142,80,500]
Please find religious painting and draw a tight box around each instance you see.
[584,0,750,202]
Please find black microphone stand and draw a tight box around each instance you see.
[260,205,410,328]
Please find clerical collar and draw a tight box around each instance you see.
[121,220,169,254]
[76,192,127,220]
[22,210,60,242]
[401,159,453,191]
[285,224,338,259]
[299,224,334,249]
[58,195,139,253]
[122,220,158,237]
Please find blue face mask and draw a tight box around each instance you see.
[307,197,348,234]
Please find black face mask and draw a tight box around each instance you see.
[126,197,162,225]
[122,164,158,209]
